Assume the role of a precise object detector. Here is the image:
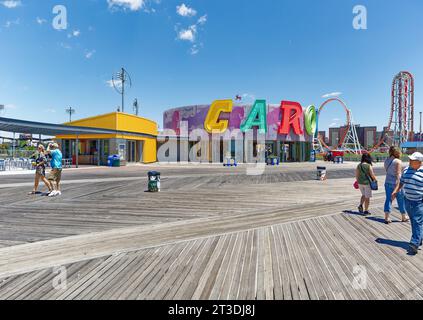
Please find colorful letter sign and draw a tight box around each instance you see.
[304,105,317,136]
[278,101,304,135]
[204,100,233,133]
[200,98,318,138]
[240,100,267,134]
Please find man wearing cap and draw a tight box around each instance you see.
[392,152,423,255]
[45,143,63,197]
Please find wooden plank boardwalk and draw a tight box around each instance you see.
[0,168,372,247]
[0,164,421,300]
[0,209,421,300]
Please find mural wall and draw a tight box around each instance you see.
[163,104,314,142]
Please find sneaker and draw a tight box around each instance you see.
[358,205,364,213]
[48,190,58,197]
[56,191,62,196]
[409,244,419,255]
[363,211,371,216]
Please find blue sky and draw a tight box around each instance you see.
[0,0,422,133]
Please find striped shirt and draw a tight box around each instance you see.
[400,166,423,201]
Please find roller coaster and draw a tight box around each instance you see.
[316,71,415,154]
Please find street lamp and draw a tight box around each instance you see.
[66,107,76,122]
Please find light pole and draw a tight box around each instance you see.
[133,98,139,116]
[112,68,132,113]
[66,107,76,122]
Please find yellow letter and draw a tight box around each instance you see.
[204,100,233,133]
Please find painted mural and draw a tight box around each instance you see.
[163,104,313,142]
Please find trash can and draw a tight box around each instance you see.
[317,166,327,181]
[112,155,121,167]
[310,150,316,162]
[107,155,114,167]
[148,171,161,192]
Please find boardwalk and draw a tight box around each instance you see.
[0,163,421,300]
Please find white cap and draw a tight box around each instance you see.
[408,152,423,161]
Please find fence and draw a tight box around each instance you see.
[343,155,409,162]
[0,149,36,159]
[0,149,72,171]
[0,158,34,171]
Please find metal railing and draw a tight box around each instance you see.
[0,158,33,171]
[0,149,36,159]
[0,148,73,171]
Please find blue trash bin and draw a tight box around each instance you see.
[310,150,316,163]
[107,155,114,167]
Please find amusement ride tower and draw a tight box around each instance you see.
[389,71,415,146]
[316,71,416,154]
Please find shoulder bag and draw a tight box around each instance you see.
[360,164,378,191]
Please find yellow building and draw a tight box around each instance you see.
[56,112,158,165]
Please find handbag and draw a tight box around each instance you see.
[359,164,378,191]
[353,180,359,190]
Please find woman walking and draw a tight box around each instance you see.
[28,145,52,195]
[356,153,378,216]
[384,147,409,224]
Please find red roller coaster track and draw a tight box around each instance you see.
[369,71,414,152]
[317,97,351,151]
[318,72,415,153]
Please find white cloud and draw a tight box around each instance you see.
[322,92,342,98]
[36,17,47,25]
[59,42,72,50]
[85,50,95,59]
[4,18,19,28]
[329,122,339,128]
[68,30,81,38]
[2,0,21,9]
[176,3,197,17]
[45,108,56,113]
[197,15,207,25]
[107,79,122,88]
[190,44,199,55]
[107,0,145,11]
[3,104,17,110]
[175,8,207,55]
[178,25,196,42]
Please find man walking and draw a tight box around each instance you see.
[392,152,423,255]
[46,143,63,197]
